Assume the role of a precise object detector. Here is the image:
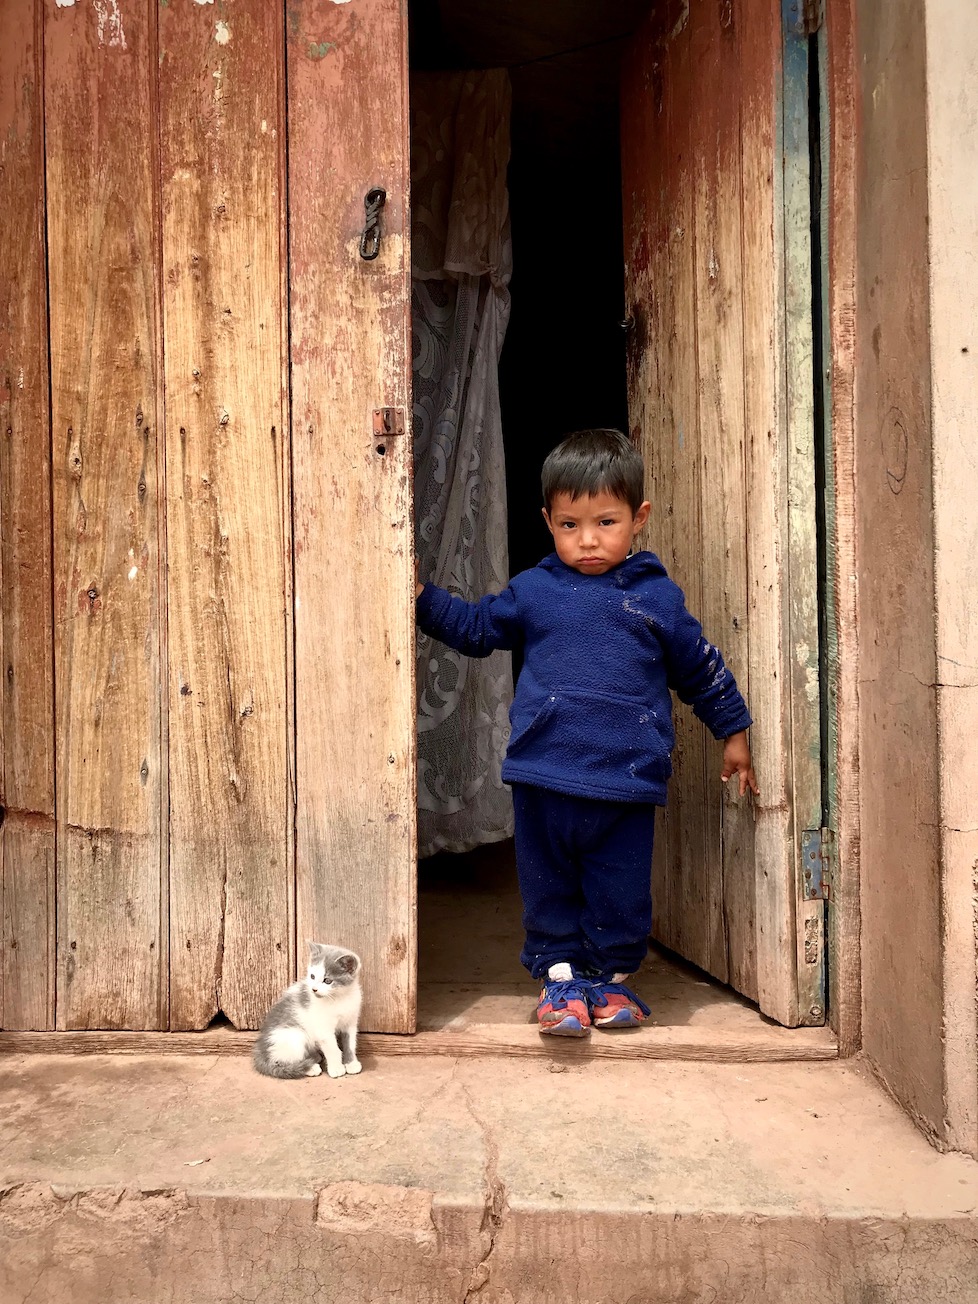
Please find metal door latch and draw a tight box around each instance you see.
[359,188,387,260]
[372,408,405,437]
[373,408,405,455]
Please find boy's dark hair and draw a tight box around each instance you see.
[541,429,645,514]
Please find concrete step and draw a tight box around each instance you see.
[1,1050,977,1303]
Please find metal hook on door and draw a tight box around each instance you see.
[359,188,387,260]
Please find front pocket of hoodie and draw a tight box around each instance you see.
[507,694,560,756]
[506,687,672,786]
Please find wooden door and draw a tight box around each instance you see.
[621,0,824,1027]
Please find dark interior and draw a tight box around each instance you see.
[408,0,650,573]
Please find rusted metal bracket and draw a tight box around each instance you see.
[802,0,824,35]
[802,827,832,900]
[784,0,822,36]
[372,408,405,437]
[372,407,406,457]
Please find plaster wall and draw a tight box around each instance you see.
[853,0,944,1136]
[851,0,978,1154]
[924,0,978,1154]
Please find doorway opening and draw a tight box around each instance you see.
[408,0,640,1039]
[407,1,832,1051]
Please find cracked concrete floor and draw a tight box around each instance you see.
[2,1052,978,1302]
[2,1051,977,1213]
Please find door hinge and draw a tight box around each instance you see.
[801,827,833,900]
[802,0,823,34]
[785,0,823,36]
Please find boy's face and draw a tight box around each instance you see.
[542,491,651,576]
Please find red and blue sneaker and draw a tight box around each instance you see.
[536,966,591,1037]
[587,977,651,1029]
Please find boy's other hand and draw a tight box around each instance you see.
[721,731,760,798]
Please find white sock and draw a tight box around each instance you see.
[611,972,630,984]
[547,962,573,982]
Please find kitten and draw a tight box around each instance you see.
[252,942,362,1080]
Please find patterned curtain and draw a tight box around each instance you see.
[412,70,515,858]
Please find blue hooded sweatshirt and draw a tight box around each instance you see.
[416,551,752,806]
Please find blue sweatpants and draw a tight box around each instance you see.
[511,783,657,980]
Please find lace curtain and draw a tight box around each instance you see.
[412,70,515,858]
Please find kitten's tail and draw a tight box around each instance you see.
[252,1049,321,1079]
[252,1026,321,1079]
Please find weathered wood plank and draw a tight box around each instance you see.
[825,0,861,1056]
[633,11,713,975]
[46,0,164,1030]
[160,0,290,1031]
[689,0,756,998]
[688,0,727,984]
[623,0,812,1025]
[0,0,55,1031]
[0,1024,839,1064]
[740,0,798,1026]
[287,0,415,1033]
[621,19,676,961]
[666,16,712,977]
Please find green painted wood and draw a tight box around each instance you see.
[781,0,826,1024]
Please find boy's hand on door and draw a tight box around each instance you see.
[720,730,760,798]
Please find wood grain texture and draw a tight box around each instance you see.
[622,8,724,984]
[621,22,674,962]
[740,0,798,1026]
[825,0,861,1057]
[661,14,710,978]
[689,0,757,1000]
[0,0,55,1030]
[621,26,674,963]
[626,11,713,976]
[46,0,164,1030]
[160,0,290,1031]
[623,0,816,1026]
[0,1024,839,1064]
[287,0,416,1033]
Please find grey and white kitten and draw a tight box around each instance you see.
[252,943,362,1080]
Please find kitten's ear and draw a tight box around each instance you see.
[307,940,326,961]
[336,951,361,977]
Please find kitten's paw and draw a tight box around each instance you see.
[344,1059,362,1076]
[304,1063,323,1077]
[325,1063,346,1079]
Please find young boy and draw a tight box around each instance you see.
[415,429,759,1036]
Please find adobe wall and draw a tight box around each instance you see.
[924,0,978,1154]
[852,0,945,1138]
[850,0,978,1154]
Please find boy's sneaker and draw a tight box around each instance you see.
[587,976,651,1029]
[536,963,591,1037]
